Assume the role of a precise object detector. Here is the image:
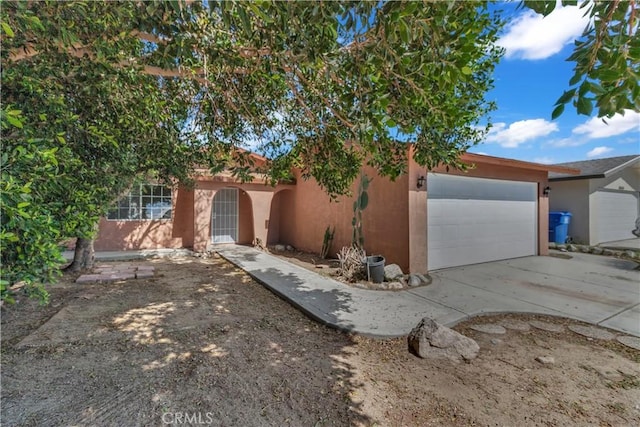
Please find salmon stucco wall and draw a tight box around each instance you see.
[280,166,411,271]
[94,188,194,251]
[191,179,293,252]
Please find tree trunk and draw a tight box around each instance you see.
[66,237,95,272]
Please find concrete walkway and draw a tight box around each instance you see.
[216,245,640,338]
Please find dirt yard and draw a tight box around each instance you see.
[2,255,639,426]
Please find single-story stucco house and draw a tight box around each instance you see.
[94,147,577,273]
[549,155,640,246]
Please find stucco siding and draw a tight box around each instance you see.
[281,166,411,271]
[589,167,640,193]
[549,180,590,245]
[94,187,194,251]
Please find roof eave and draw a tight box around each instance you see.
[549,173,605,182]
[461,153,580,175]
[602,156,640,177]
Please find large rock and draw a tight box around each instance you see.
[408,318,479,362]
[384,264,404,281]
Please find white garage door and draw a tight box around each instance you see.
[591,190,639,244]
[427,174,537,270]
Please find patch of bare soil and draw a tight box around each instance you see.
[268,247,399,290]
[2,257,639,426]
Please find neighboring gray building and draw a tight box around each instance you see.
[549,155,640,245]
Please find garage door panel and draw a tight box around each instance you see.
[428,174,537,270]
[592,191,638,244]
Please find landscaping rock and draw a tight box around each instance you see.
[274,244,286,251]
[568,325,615,341]
[530,320,564,333]
[136,270,154,279]
[579,245,591,253]
[418,273,432,285]
[384,264,404,281]
[548,242,556,249]
[556,244,567,251]
[407,273,432,287]
[286,245,295,251]
[535,355,555,366]
[386,281,404,290]
[407,274,422,287]
[591,247,604,255]
[567,244,578,252]
[602,249,615,256]
[408,318,479,362]
[616,336,640,351]
[76,274,105,283]
[624,250,636,258]
[499,320,531,331]
[490,339,502,345]
[594,366,623,381]
[470,324,507,335]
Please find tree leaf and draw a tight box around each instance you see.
[576,97,593,116]
[555,89,576,105]
[5,115,23,129]
[1,22,14,37]
[551,103,565,120]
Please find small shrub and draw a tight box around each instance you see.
[337,246,366,282]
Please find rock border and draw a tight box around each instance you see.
[465,319,638,350]
[549,242,640,260]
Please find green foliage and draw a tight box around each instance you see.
[4,0,504,195]
[1,1,505,299]
[524,1,639,118]
[351,174,371,249]
[1,108,62,304]
[1,2,210,300]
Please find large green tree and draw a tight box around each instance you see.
[524,0,640,119]
[2,0,504,303]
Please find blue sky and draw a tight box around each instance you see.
[468,1,640,164]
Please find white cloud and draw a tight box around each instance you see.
[586,146,613,158]
[546,137,586,148]
[498,5,590,60]
[533,156,555,164]
[486,119,559,148]
[572,110,640,139]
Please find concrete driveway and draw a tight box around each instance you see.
[217,246,640,338]
[421,252,640,337]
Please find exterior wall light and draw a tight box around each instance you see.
[417,176,426,189]
[543,186,551,196]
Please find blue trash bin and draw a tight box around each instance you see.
[549,211,572,244]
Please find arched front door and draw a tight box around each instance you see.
[211,188,238,244]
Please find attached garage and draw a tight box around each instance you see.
[591,190,639,244]
[427,173,538,270]
[549,155,640,246]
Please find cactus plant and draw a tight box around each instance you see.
[320,226,335,259]
[351,174,370,249]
